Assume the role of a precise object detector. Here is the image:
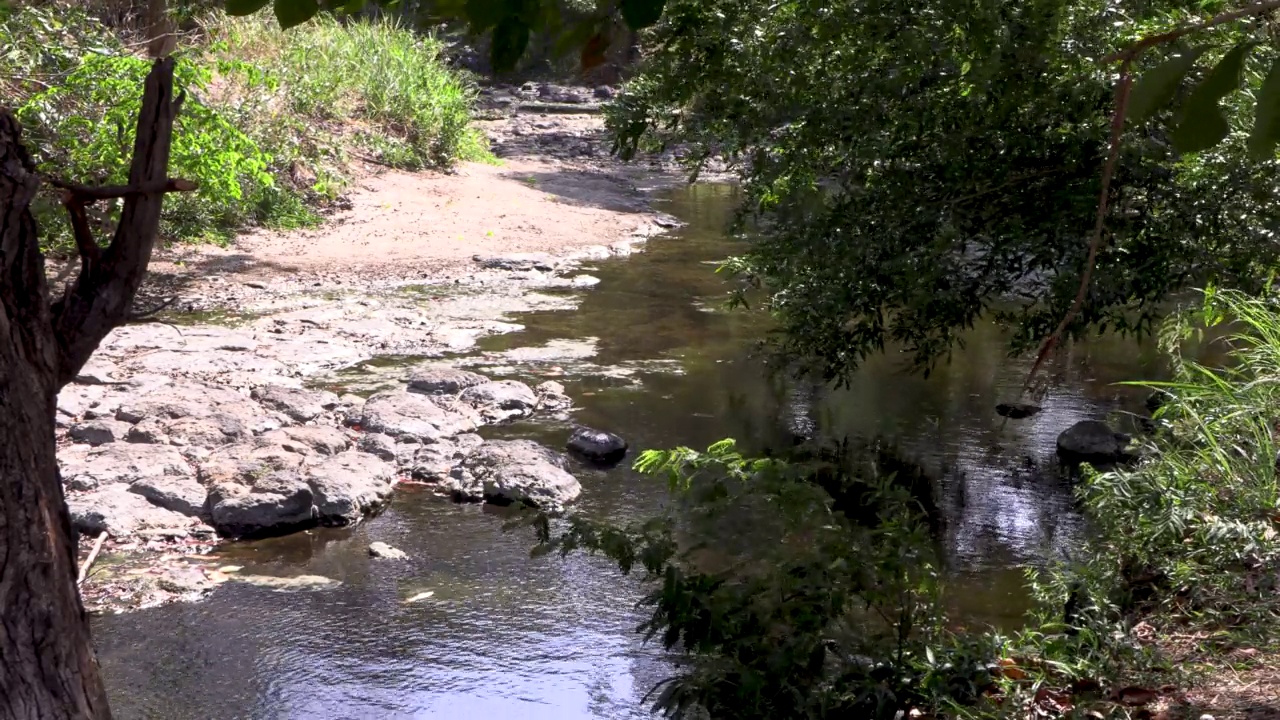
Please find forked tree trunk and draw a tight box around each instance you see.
[0,59,183,720]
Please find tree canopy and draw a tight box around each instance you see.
[608,0,1280,380]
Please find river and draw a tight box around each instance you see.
[93,183,1177,719]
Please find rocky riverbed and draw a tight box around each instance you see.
[65,89,683,612]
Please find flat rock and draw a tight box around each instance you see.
[69,485,197,536]
[116,380,281,435]
[260,426,352,456]
[75,357,122,385]
[407,365,489,395]
[459,380,538,423]
[567,427,628,466]
[252,385,340,422]
[1056,420,1131,464]
[449,439,580,508]
[129,475,207,517]
[368,541,407,560]
[358,390,477,441]
[473,252,556,272]
[69,418,134,447]
[230,574,341,591]
[305,451,397,525]
[59,443,193,491]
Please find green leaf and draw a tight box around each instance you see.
[464,0,505,30]
[274,0,319,29]
[1126,48,1204,125]
[226,0,271,15]
[1172,42,1255,154]
[1248,58,1280,159]
[620,0,665,29]
[491,16,529,72]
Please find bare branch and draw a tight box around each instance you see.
[46,177,197,202]
[127,296,179,322]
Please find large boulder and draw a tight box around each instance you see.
[68,485,199,536]
[200,444,312,537]
[407,365,489,395]
[567,427,628,466]
[1056,420,1132,464]
[305,451,397,525]
[459,380,538,423]
[358,390,477,441]
[252,385,340,422]
[449,439,580,508]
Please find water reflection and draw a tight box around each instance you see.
[96,182,1183,718]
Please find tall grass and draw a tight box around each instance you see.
[208,14,489,169]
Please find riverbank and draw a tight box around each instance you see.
[66,94,682,612]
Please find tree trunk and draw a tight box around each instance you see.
[145,0,172,59]
[0,58,183,720]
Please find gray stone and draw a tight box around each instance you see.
[410,433,483,482]
[205,468,315,538]
[305,451,397,526]
[1056,420,1131,464]
[260,426,352,456]
[473,253,556,272]
[593,85,616,99]
[156,414,250,447]
[126,418,168,444]
[357,433,399,462]
[252,385,341,422]
[368,541,407,560]
[129,475,207,517]
[229,574,341,591]
[59,443,193,491]
[69,419,134,447]
[459,380,538,422]
[567,427,628,466]
[116,380,281,434]
[449,439,580,508]
[339,394,366,409]
[535,380,572,411]
[68,485,197,536]
[407,365,489,395]
[75,357,121,385]
[358,390,477,441]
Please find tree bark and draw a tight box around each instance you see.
[0,58,182,720]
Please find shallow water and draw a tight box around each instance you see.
[95,183,1178,719]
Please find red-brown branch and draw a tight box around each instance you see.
[47,177,196,202]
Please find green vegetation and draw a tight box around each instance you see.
[608,0,1280,380]
[1,4,486,250]
[535,290,1280,718]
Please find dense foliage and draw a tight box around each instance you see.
[608,0,1280,380]
[0,5,484,248]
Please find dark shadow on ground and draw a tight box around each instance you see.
[501,168,650,214]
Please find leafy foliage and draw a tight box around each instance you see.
[607,0,1280,381]
[527,440,1003,718]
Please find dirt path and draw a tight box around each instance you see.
[149,87,677,289]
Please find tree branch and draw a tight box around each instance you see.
[47,177,196,201]
[49,58,183,388]
[1102,0,1280,63]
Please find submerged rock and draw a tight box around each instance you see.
[567,427,628,466]
[1056,420,1131,464]
[368,541,407,560]
[449,439,580,508]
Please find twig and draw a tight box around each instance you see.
[128,296,180,322]
[46,177,197,201]
[77,531,108,586]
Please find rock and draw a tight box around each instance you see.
[473,253,556,272]
[449,439,580,508]
[535,380,572,411]
[1056,420,1131,464]
[261,426,352,456]
[117,380,282,434]
[368,541,407,560]
[459,380,538,422]
[304,451,397,525]
[129,475,207,517]
[75,357,121,385]
[995,402,1041,420]
[205,468,315,538]
[567,427,628,466]
[153,414,251,447]
[358,390,477,441]
[68,485,197,536]
[410,433,483,482]
[252,385,340,422]
[1145,390,1172,414]
[69,418,134,446]
[339,394,366,409]
[59,443,194,491]
[593,85,616,99]
[407,365,489,395]
[229,574,341,591]
[357,433,399,462]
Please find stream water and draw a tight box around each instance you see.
[94,183,1180,719]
